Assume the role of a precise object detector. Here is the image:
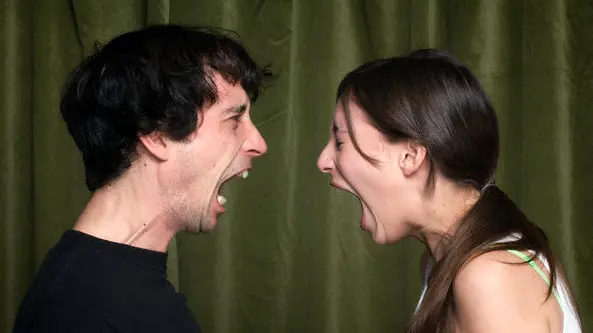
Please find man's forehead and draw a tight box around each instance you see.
[214,78,248,103]
[212,72,245,93]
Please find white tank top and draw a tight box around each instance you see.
[415,234,581,333]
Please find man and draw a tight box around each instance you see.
[13,24,270,333]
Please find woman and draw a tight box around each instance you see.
[317,49,581,332]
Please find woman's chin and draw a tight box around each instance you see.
[371,231,389,244]
[375,226,411,245]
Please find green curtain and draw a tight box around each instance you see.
[2,0,592,332]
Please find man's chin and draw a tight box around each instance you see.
[198,224,215,233]
[178,218,214,234]
[178,211,222,234]
[197,214,220,233]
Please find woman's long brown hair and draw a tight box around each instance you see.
[336,49,580,332]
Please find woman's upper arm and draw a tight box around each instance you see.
[453,251,552,333]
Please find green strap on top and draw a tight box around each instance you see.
[506,250,565,313]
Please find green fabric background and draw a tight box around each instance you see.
[1,1,592,332]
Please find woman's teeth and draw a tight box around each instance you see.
[238,170,249,179]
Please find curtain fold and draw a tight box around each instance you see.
[1,1,592,332]
[1,0,34,330]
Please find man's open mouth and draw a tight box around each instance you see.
[216,169,250,207]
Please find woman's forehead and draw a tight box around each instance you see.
[335,98,374,129]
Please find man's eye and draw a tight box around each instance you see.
[230,115,242,130]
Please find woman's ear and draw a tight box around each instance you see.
[399,141,427,177]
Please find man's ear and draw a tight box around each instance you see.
[138,131,169,161]
[399,140,427,177]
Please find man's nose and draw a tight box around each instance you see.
[245,123,267,157]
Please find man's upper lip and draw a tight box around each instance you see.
[238,166,251,175]
[223,167,251,183]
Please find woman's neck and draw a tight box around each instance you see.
[415,181,480,262]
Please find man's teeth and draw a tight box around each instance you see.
[238,170,249,179]
[217,195,227,205]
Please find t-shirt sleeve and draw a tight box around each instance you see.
[30,304,118,333]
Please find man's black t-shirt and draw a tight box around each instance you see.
[12,230,201,333]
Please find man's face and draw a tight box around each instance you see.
[164,73,267,232]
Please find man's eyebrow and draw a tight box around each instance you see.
[223,104,247,115]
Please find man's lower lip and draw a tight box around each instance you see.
[214,200,225,213]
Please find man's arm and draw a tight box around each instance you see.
[453,251,557,332]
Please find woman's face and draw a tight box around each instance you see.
[317,98,419,244]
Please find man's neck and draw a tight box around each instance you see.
[73,181,177,253]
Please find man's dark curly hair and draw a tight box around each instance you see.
[60,24,272,191]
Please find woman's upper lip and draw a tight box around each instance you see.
[330,182,347,191]
[330,182,361,201]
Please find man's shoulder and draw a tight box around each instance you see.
[14,290,201,333]
[16,233,201,332]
